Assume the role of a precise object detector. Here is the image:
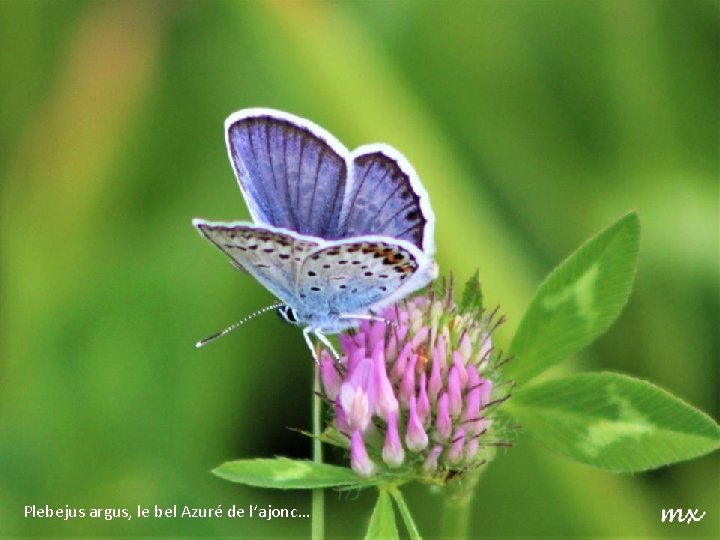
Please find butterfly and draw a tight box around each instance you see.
[193,108,437,358]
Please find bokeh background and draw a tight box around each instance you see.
[1,1,717,538]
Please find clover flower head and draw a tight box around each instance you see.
[320,281,510,482]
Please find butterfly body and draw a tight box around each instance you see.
[194,108,437,350]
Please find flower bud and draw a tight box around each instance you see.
[350,429,375,477]
[405,395,429,452]
[447,428,466,465]
[382,411,405,468]
[320,351,342,401]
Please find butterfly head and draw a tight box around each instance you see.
[277,305,301,326]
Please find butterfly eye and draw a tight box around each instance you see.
[277,305,300,325]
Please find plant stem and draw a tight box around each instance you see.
[440,468,482,540]
[389,488,422,540]
[311,361,324,540]
[441,494,472,539]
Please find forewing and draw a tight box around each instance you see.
[296,237,427,316]
[225,109,349,237]
[340,145,435,255]
[193,219,322,306]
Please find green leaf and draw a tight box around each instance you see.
[212,458,362,489]
[459,269,483,312]
[505,372,720,472]
[320,426,351,449]
[365,489,398,540]
[507,212,640,386]
[389,488,422,540]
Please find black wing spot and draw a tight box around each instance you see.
[279,254,290,259]
[263,248,274,253]
[379,274,389,278]
[380,286,387,291]
[352,261,361,265]
[248,245,258,250]
[308,271,317,277]
[339,284,347,289]
[339,260,348,265]
[300,293,307,299]
[364,272,373,277]
[310,286,321,292]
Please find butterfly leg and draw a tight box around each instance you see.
[314,330,340,361]
[302,326,320,363]
[340,313,396,327]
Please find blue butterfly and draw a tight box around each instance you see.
[193,108,437,357]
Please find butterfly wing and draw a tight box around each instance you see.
[225,110,436,256]
[225,109,350,238]
[295,236,436,322]
[193,219,322,306]
[339,144,435,256]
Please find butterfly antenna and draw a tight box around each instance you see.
[195,302,284,348]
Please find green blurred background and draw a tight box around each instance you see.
[1,1,717,538]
